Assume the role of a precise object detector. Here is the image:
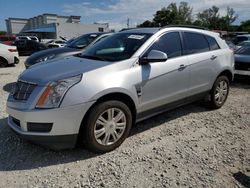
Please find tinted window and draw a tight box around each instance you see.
[66,34,100,49]
[235,45,250,55]
[183,32,209,55]
[146,32,182,59]
[205,35,220,50]
[236,36,248,44]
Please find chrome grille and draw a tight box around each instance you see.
[12,80,37,101]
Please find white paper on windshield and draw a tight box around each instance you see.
[128,35,145,40]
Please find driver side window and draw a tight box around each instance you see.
[146,32,182,59]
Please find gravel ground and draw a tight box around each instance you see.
[0,57,249,188]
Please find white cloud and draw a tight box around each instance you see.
[63,0,250,30]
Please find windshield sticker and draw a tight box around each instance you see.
[128,35,145,40]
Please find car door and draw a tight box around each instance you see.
[182,31,215,96]
[138,32,190,113]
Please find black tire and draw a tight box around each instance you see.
[0,57,8,68]
[208,76,229,109]
[81,100,132,153]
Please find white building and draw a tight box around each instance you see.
[5,14,109,40]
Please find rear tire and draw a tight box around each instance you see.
[81,100,132,153]
[0,57,8,67]
[208,76,229,109]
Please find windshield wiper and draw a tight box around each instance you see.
[80,55,106,61]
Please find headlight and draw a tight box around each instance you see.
[36,75,82,108]
[36,54,56,63]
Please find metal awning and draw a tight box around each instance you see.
[23,27,56,33]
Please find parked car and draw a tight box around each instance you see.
[16,36,39,42]
[0,43,19,67]
[0,35,16,45]
[233,34,250,45]
[46,40,66,48]
[6,27,234,152]
[14,40,47,56]
[24,32,112,68]
[236,41,250,50]
[234,44,250,76]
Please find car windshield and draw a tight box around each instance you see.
[79,33,152,62]
[66,34,100,49]
[235,45,250,55]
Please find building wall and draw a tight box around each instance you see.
[56,23,109,39]
[5,14,109,39]
[5,19,28,35]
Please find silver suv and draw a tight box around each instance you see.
[7,27,234,153]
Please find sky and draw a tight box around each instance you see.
[0,0,250,31]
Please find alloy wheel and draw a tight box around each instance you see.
[94,108,127,146]
[214,80,228,105]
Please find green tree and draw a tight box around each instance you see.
[196,6,221,29]
[196,6,237,30]
[0,31,6,35]
[223,7,238,30]
[138,2,193,27]
[239,20,250,33]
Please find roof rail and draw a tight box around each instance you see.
[119,28,137,32]
[161,25,208,30]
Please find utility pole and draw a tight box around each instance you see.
[127,18,130,28]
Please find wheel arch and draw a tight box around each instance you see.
[217,69,233,83]
[0,56,8,64]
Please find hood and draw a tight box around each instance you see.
[235,54,250,63]
[19,56,113,85]
[25,47,80,65]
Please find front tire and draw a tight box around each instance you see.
[82,100,132,153]
[208,76,229,109]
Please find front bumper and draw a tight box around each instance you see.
[6,101,95,150]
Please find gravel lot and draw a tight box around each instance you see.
[0,57,249,188]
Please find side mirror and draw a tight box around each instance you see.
[76,44,87,49]
[139,50,168,65]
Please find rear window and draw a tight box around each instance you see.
[205,35,220,50]
[235,45,250,55]
[183,32,210,55]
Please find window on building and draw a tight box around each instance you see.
[98,28,104,32]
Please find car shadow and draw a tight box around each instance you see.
[233,171,250,188]
[0,102,209,171]
[0,117,98,171]
[2,82,16,93]
[232,75,250,89]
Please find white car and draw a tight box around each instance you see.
[46,40,66,48]
[0,43,19,67]
[16,36,39,42]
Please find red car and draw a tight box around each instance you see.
[0,35,16,45]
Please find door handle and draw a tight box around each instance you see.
[178,64,187,71]
[210,55,217,60]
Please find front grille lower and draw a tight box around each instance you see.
[13,80,37,101]
[12,117,21,127]
[235,62,250,71]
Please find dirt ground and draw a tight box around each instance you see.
[0,57,249,188]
